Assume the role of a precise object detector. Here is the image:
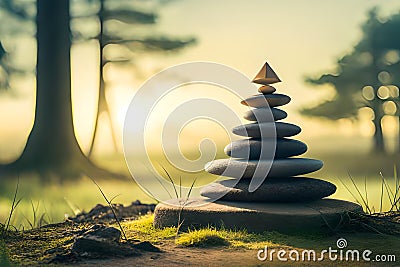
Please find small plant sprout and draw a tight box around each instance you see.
[158,165,197,234]
[90,177,127,241]
[5,176,22,232]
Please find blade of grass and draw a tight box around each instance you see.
[142,164,173,199]
[179,175,182,199]
[30,200,39,229]
[347,171,371,214]
[176,178,197,236]
[5,177,22,231]
[382,173,395,199]
[338,177,363,208]
[393,164,400,211]
[380,172,394,208]
[90,177,127,241]
[185,178,197,203]
[22,214,33,229]
[109,194,122,204]
[64,197,81,216]
[161,165,179,199]
[38,213,48,228]
[380,172,384,213]
[364,176,369,210]
[42,203,53,224]
[395,165,398,194]
[391,166,400,211]
[126,165,160,203]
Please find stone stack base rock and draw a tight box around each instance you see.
[153,62,362,233]
[154,198,362,234]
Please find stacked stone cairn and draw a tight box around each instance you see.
[200,62,337,203]
[153,62,362,233]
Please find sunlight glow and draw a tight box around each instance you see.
[2,0,400,158]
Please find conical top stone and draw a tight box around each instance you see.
[252,62,281,85]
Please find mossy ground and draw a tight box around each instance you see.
[2,222,83,266]
[1,214,399,266]
[129,215,399,253]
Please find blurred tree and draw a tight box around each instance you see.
[0,0,196,179]
[0,0,124,179]
[0,42,5,59]
[303,8,400,153]
[0,41,10,90]
[0,41,30,91]
[72,0,196,156]
[0,0,34,92]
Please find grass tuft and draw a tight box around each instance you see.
[341,167,400,214]
[340,167,400,235]
[5,177,22,231]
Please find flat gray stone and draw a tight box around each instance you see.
[241,94,290,108]
[205,158,323,178]
[225,138,307,159]
[153,198,363,233]
[232,122,301,138]
[200,177,336,202]
[243,108,287,122]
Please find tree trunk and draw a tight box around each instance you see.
[371,87,385,153]
[370,52,386,154]
[372,108,385,153]
[398,113,400,153]
[0,0,126,179]
[16,0,86,170]
[88,0,118,157]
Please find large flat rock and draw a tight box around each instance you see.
[200,177,336,202]
[153,198,363,233]
[224,138,307,159]
[205,158,323,178]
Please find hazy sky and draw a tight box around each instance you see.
[1,0,400,161]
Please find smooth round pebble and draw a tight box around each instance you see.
[258,85,276,94]
[205,158,323,178]
[243,108,287,122]
[225,138,307,159]
[232,122,301,138]
[241,94,290,108]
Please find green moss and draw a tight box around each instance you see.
[174,227,295,249]
[122,215,303,249]
[4,223,86,266]
[123,214,176,243]
[0,239,12,267]
[175,228,229,247]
